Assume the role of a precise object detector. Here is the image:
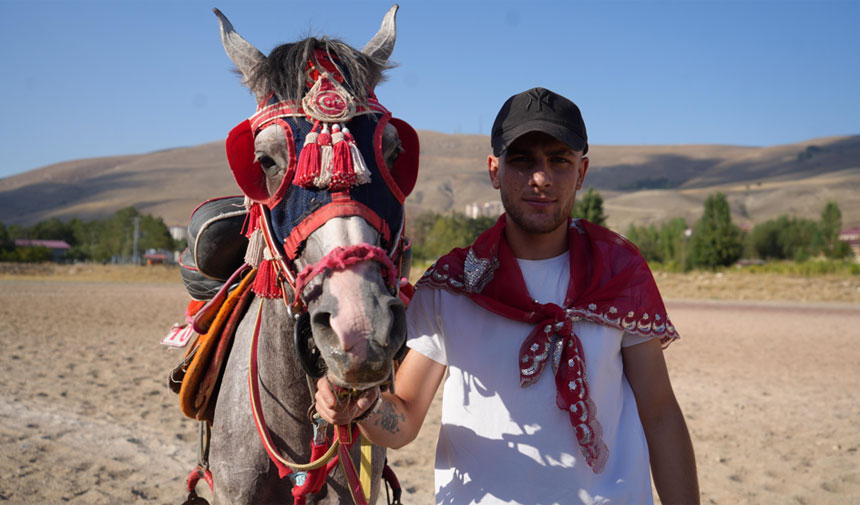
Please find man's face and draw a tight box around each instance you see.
[488,131,589,235]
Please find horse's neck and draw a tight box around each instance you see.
[209,296,318,504]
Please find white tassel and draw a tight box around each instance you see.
[244,228,265,267]
[343,126,371,185]
[350,142,371,185]
[315,125,334,188]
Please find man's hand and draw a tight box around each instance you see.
[312,350,447,450]
[314,379,380,426]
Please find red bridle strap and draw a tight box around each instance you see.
[294,244,398,299]
[248,300,340,477]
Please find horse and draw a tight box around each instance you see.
[193,6,420,504]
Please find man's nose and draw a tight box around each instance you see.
[529,159,552,187]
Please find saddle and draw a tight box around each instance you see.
[170,197,254,423]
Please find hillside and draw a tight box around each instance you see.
[1,132,858,231]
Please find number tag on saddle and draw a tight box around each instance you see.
[162,323,196,348]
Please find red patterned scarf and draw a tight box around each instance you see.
[416,215,678,473]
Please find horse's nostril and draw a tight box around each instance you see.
[312,311,332,330]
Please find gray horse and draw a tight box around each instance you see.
[206,6,415,504]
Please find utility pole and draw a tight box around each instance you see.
[132,216,141,265]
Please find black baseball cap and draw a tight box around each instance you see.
[491,87,588,156]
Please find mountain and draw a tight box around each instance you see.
[1,132,858,231]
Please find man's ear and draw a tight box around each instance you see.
[488,155,501,189]
[576,156,590,190]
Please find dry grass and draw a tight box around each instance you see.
[652,269,860,304]
[0,262,180,284]
[408,260,860,305]
[3,262,859,305]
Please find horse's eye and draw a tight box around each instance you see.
[258,155,279,174]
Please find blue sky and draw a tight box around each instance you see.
[1,0,858,179]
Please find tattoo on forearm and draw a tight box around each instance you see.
[371,400,405,434]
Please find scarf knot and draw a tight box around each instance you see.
[518,302,608,472]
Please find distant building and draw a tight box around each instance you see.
[168,226,187,242]
[839,227,860,259]
[144,248,176,266]
[465,200,504,219]
[14,239,71,262]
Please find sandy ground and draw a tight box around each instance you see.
[0,264,858,504]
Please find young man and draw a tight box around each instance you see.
[316,87,700,504]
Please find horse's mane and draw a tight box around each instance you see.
[247,37,393,104]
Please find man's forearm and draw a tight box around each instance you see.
[644,405,699,505]
[356,392,418,449]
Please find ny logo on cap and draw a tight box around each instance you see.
[526,88,554,112]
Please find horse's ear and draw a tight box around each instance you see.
[362,5,397,63]
[226,120,269,203]
[213,8,267,102]
[388,117,419,198]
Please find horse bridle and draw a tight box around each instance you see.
[256,202,407,379]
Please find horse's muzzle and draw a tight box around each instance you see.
[310,290,406,389]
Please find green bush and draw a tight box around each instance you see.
[688,193,743,269]
[572,187,607,226]
[410,212,496,262]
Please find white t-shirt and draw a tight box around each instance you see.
[407,252,655,505]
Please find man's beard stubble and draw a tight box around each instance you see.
[500,185,576,235]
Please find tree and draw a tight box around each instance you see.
[688,192,743,269]
[30,217,76,245]
[748,214,822,261]
[658,218,689,269]
[0,222,11,252]
[410,212,496,262]
[407,211,440,260]
[139,214,174,252]
[625,223,661,263]
[748,218,783,260]
[817,200,849,259]
[420,213,478,261]
[572,187,607,226]
[777,216,818,262]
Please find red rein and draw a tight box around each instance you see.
[294,244,398,298]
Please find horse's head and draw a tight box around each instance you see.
[215,6,418,391]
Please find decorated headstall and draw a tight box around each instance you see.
[224,50,419,312]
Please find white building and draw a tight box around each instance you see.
[465,200,504,219]
[168,225,187,242]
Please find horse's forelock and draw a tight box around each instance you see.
[249,37,394,105]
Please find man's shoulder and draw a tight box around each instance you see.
[413,245,470,292]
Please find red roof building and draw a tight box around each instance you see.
[13,239,72,262]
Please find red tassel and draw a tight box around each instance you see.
[252,259,283,298]
[295,127,321,188]
[242,203,262,238]
[329,125,355,191]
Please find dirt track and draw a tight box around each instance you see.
[0,268,858,504]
